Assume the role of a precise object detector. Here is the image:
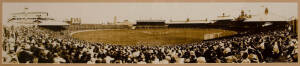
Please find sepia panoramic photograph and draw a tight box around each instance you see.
[1,2,298,64]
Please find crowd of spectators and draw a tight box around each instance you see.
[2,25,298,64]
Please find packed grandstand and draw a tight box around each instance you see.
[2,24,298,64]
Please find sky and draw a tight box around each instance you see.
[2,2,298,24]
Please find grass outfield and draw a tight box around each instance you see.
[71,28,237,46]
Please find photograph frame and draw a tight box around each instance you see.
[0,0,299,66]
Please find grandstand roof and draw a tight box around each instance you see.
[12,12,48,15]
[211,13,234,21]
[244,8,289,22]
[167,20,213,24]
[136,20,166,22]
[38,21,69,26]
[211,16,234,21]
[244,13,289,22]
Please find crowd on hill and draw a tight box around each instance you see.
[2,25,298,64]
